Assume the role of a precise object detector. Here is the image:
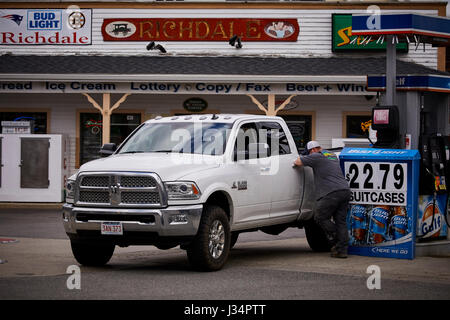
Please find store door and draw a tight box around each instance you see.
[20,137,49,188]
[79,112,141,166]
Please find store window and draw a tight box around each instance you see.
[0,111,48,134]
[79,112,141,166]
[345,114,372,138]
[279,114,312,153]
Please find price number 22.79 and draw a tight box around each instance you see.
[345,162,406,191]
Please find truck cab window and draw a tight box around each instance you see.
[259,122,291,156]
[234,122,258,161]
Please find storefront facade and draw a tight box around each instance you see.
[0,1,448,201]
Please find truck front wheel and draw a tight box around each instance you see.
[70,241,115,266]
[187,205,230,271]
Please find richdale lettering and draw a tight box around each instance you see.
[138,19,261,41]
[0,32,89,44]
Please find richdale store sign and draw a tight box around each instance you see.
[102,18,299,42]
[0,9,92,45]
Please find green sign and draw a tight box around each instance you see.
[183,97,208,112]
[332,14,408,52]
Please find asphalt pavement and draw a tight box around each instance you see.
[0,206,450,302]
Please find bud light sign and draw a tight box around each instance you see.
[28,10,61,30]
[340,148,420,259]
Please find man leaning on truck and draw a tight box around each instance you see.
[294,141,351,258]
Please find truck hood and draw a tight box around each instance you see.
[78,153,220,181]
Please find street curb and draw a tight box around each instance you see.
[0,202,63,209]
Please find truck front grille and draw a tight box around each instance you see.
[75,172,166,208]
[80,176,109,187]
[121,191,160,204]
[79,190,110,204]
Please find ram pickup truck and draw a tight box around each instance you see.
[63,114,330,271]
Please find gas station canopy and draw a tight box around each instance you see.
[352,13,450,47]
[351,13,450,95]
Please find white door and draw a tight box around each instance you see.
[257,121,302,219]
[227,121,272,225]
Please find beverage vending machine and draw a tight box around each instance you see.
[339,148,420,259]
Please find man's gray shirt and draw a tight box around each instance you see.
[300,150,350,200]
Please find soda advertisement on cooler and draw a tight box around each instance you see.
[340,148,420,259]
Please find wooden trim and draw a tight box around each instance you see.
[0,107,51,133]
[0,2,445,10]
[245,109,316,141]
[342,111,371,138]
[75,108,144,169]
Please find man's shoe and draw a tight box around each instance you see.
[330,251,348,259]
[330,246,337,254]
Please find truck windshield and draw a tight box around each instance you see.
[118,122,233,155]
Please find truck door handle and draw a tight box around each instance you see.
[261,167,270,172]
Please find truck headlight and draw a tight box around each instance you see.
[65,179,76,204]
[165,182,201,200]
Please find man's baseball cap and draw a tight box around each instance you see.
[306,140,321,151]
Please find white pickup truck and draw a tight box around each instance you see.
[63,114,330,271]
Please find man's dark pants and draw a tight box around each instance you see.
[314,189,351,254]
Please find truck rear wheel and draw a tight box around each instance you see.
[304,219,332,252]
[70,241,115,266]
[187,205,230,271]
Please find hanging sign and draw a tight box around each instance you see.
[0,8,92,45]
[183,97,208,112]
[101,18,299,42]
[340,148,420,260]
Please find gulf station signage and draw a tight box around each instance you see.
[102,18,299,42]
[0,8,92,45]
[332,14,408,52]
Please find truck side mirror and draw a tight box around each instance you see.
[99,143,117,157]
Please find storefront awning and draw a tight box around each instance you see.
[0,55,446,81]
[0,55,448,95]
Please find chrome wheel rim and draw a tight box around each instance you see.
[208,220,225,259]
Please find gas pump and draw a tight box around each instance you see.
[369,104,449,241]
[370,105,401,149]
[417,134,450,240]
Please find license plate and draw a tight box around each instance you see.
[101,221,123,235]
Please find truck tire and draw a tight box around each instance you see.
[304,219,332,252]
[187,205,230,271]
[70,241,115,266]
